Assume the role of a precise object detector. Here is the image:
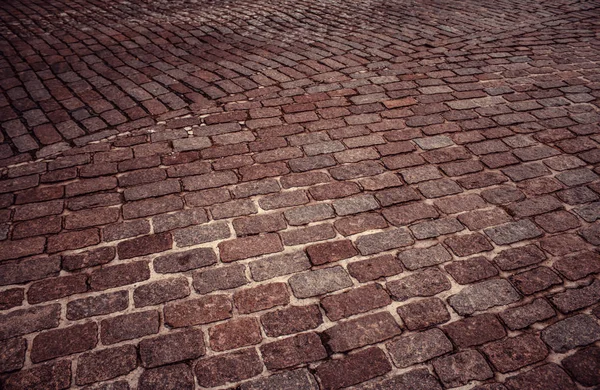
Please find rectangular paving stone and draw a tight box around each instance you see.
[398,244,452,270]
[249,252,311,281]
[387,268,451,301]
[355,228,414,255]
[288,266,353,298]
[386,328,453,368]
[499,298,556,330]
[172,221,230,247]
[484,220,542,245]
[541,314,600,352]
[448,278,520,315]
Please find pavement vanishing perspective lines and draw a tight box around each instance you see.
[1,0,600,388]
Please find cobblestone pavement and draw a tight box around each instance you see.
[1,0,600,388]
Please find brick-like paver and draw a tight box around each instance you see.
[1,0,600,388]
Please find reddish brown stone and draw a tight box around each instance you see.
[89,261,150,290]
[100,310,159,344]
[481,334,548,373]
[445,256,498,284]
[347,254,403,282]
[47,229,100,253]
[315,347,392,390]
[219,233,283,262]
[31,322,98,363]
[67,291,129,320]
[433,350,493,388]
[164,295,232,327]
[0,255,60,286]
[134,277,190,307]
[306,240,358,265]
[321,283,391,320]
[387,268,451,301]
[27,274,88,304]
[61,247,115,271]
[234,283,290,314]
[504,363,576,390]
[76,345,138,386]
[2,360,71,390]
[64,207,120,229]
[139,329,205,367]
[445,233,493,257]
[194,348,263,388]
[0,337,27,373]
[509,266,562,295]
[260,332,327,370]
[494,244,546,271]
[553,251,600,281]
[260,305,323,337]
[209,317,262,351]
[561,346,600,387]
[117,232,172,259]
[334,213,388,236]
[323,312,401,352]
[138,364,194,390]
[0,304,61,340]
[443,314,506,347]
[397,297,450,330]
[0,288,23,310]
[0,237,46,261]
[382,202,439,226]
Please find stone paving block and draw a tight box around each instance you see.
[315,347,391,390]
[386,328,453,368]
[240,369,319,390]
[289,266,353,298]
[449,278,520,315]
[481,334,548,373]
[499,298,556,330]
[398,244,452,270]
[561,346,600,387]
[387,268,451,301]
[443,313,506,347]
[433,350,493,388]
[484,220,542,245]
[355,228,414,255]
[504,363,577,390]
[541,314,600,352]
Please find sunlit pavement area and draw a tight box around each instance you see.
[1,0,600,388]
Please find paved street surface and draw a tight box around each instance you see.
[1,0,600,388]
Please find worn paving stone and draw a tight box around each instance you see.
[315,347,392,390]
[386,328,453,368]
[499,298,556,330]
[387,268,451,301]
[449,278,521,315]
[504,363,577,390]
[541,314,600,352]
[433,350,493,388]
[481,334,548,373]
[443,313,506,347]
[323,312,402,353]
[398,244,452,270]
[288,266,353,298]
[561,346,600,387]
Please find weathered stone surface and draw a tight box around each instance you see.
[386,328,453,368]
[387,268,451,301]
[288,266,353,298]
[541,314,600,352]
[433,350,493,388]
[240,369,319,390]
[449,278,521,315]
